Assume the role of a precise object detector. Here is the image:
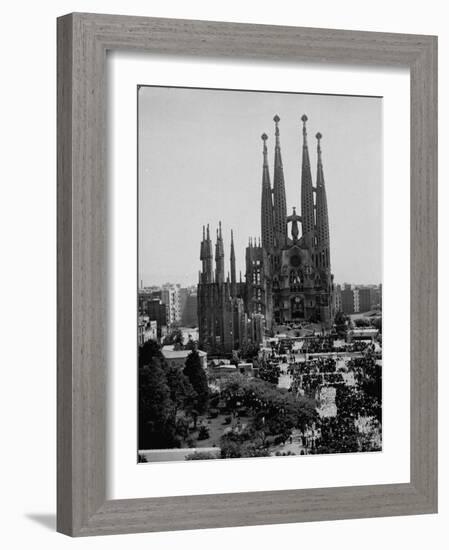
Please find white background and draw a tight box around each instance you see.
[0,1,445,549]
[109,55,410,499]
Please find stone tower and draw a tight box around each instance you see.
[197,114,335,352]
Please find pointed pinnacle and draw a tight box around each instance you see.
[274,115,281,145]
[316,132,323,163]
[261,134,270,171]
[301,114,308,143]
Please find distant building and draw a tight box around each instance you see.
[161,284,182,325]
[181,291,198,327]
[138,316,157,345]
[161,346,207,369]
[335,284,342,312]
[139,285,181,327]
[140,297,168,337]
[249,313,265,345]
[178,287,189,317]
[338,284,382,315]
[145,319,158,342]
[341,286,355,314]
[371,284,382,310]
[358,287,372,312]
[138,318,146,346]
[148,298,168,324]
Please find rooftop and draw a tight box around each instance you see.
[162,346,207,360]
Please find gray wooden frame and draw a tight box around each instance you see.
[57,12,438,537]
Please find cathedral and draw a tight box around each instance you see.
[197,114,335,353]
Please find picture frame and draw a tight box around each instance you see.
[57,12,437,536]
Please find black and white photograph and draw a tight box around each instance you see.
[1,0,441,544]
[137,85,383,463]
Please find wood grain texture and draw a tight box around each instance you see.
[409,36,438,508]
[57,12,438,537]
[57,13,74,536]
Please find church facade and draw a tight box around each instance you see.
[197,114,335,353]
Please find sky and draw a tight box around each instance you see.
[138,86,382,287]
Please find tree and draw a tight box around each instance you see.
[240,342,260,360]
[221,440,270,459]
[187,408,200,430]
[183,350,209,414]
[175,416,190,442]
[288,396,318,431]
[163,328,184,347]
[334,311,349,339]
[197,425,210,440]
[221,376,317,444]
[371,316,382,333]
[165,366,197,415]
[138,358,179,449]
[139,339,164,368]
[184,338,197,351]
[220,426,269,458]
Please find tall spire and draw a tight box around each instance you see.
[260,133,275,251]
[230,229,236,296]
[200,226,205,264]
[215,222,225,284]
[315,132,331,270]
[200,224,214,283]
[272,115,287,249]
[300,115,315,237]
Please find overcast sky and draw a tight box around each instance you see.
[138,86,382,288]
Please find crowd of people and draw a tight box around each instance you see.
[258,332,382,454]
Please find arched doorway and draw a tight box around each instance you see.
[291,296,304,319]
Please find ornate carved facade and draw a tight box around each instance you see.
[198,114,335,353]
